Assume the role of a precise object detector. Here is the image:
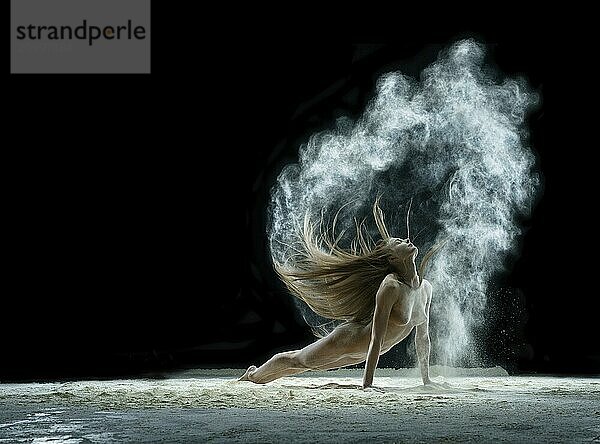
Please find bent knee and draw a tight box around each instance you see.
[285,351,311,369]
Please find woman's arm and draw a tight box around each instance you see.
[415,282,432,385]
[362,278,397,388]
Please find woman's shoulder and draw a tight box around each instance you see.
[381,273,413,293]
[382,273,401,284]
[421,278,432,290]
[420,279,433,300]
[380,273,402,290]
[383,273,430,288]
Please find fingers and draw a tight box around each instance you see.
[424,380,452,390]
[361,385,385,393]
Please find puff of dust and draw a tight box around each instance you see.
[269,39,540,366]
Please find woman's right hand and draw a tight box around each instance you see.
[361,385,385,393]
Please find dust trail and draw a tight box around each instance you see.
[269,40,540,366]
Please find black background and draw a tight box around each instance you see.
[4,12,599,381]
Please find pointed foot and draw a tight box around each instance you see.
[238,365,257,381]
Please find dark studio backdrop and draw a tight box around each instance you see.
[4,16,599,381]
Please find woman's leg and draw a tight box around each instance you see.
[239,322,369,384]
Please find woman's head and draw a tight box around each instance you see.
[385,237,419,284]
[372,196,419,282]
[388,237,418,261]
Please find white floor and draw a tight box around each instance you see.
[1,367,599,442]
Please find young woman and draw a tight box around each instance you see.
[240,200,439,388]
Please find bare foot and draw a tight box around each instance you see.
[238,365,257,382]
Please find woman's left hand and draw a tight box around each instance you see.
[361,385,386,393]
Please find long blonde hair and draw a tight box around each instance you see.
[274,199,440,331]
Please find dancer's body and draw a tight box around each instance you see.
[240,201,439,388]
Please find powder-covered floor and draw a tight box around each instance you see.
[1,367,599,442]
